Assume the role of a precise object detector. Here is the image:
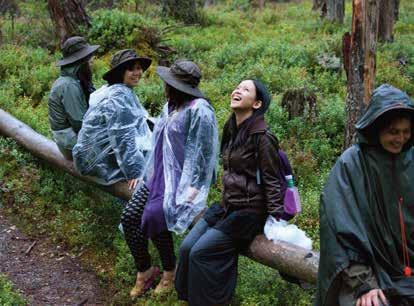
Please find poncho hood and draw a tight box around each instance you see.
[355,84,414,147]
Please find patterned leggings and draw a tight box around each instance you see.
[121,186,176,272]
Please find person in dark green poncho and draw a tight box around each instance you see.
[316,84,414,306]
[48,36,99,160]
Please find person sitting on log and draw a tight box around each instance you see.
[120,60,218,297]
[175,79,285,306]
[48,36,99,160]
[72,49,152,189]
[316,84,414,306]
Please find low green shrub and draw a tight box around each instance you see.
[0,275,26,306]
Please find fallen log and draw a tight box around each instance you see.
[0,108,319,284]
[0,108,132,200]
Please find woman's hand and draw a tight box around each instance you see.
[356,289,388,306]
[128,178,140,190]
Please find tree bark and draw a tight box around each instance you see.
[394,0,399,20]
[327,0,344,23]
[204,0,214,8]
[343,0,380,149]
[47,0,91,43]
[312,0,327,18]
[378,0,396,42]
[259,0,266,9]
[0,108,319,283]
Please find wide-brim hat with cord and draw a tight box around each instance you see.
[56,36,100,67]
[156,60,205,98]
[102,49,152,81]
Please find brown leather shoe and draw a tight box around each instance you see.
[130,266,160,298]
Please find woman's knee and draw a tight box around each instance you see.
[179,238,195,260]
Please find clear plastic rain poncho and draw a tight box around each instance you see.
[143,98,218,234]
[73,84,152,185]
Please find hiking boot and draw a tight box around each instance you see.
[130,266,160,298]
[153,270,175,295]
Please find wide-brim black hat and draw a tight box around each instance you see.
[156,60,205,98]
[57,36,99,67]
[102,49,152,81]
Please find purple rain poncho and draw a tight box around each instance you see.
[140,98,218,236]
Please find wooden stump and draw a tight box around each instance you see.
[281,88,318,122]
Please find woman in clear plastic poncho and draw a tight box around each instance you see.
[73,49,152,188]
[120,60,218,298]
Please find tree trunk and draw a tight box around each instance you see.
[47,0,91,43]
[378,0,396,42]
[327,0,344,23]
[162,0,198,24]
[312,0,327,18]
[394,0,399,20]
[0,107,319,283]
[343,0,380,149]
[204,0,214,8]
[259,0,266,9]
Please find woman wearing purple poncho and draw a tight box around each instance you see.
[120,60,218,298]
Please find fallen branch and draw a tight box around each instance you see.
[0,108,319,284]
[25,240,37,256]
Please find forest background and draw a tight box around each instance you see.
[0,0,413,305]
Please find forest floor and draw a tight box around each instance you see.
[0,210,106,306]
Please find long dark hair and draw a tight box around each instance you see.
[105,60,141,86]
[166,84,198,110]
[221,79,271,153]
[77,60,94,104]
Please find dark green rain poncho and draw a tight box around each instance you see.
[316,84,414,305]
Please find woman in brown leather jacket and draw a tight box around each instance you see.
[175,79,285,306]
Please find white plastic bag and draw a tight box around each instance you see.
[264,215,312,250]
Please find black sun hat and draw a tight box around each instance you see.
[102,49,152,81]
[156,60,205,98]
[57,36,100,67]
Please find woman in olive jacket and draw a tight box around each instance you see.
[175,79,285,306]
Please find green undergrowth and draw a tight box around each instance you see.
[0,275,27,306]
[0,0,413,305]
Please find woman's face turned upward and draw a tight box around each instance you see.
[379,118,411,154]
[230,80,261,112]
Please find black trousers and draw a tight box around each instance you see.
[121,186,176,272]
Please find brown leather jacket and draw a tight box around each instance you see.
[220,116,284,218]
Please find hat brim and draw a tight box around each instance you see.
[102,57,152,81]
[156,66,205,99]
[56,45,100,67]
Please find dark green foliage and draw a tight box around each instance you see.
[162,0,200,24]
[0,275,26,306]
